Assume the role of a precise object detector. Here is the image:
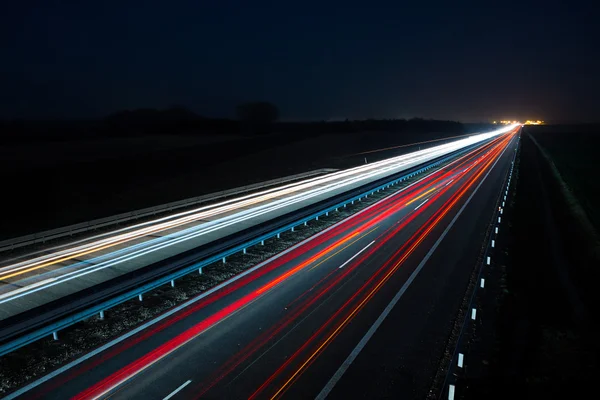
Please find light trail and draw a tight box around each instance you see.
[352,132,474,156]
[68,228,380,399]
[0,130,494,278]
[0,147,462,303]
[0,127,516,303]
[30,129,517,400]
[249,132,515,399]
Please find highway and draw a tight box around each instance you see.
[11,129,519,399]
[0,127,513,324]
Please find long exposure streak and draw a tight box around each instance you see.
[39,129,518,400]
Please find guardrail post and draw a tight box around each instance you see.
[222,257,226,264]
[261,240,265,245]
[199,268,203,274]
[171,280,175,287]
[277,233,281,239]
[243,248,247,254]
[325,211,329,216]
[99,310,105,320]
[52,331,59,341]
[304,221,307,226]
[291,227,295,232]
[138,294,143,301]
[316,216,319,221]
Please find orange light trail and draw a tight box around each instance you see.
[58,131,517,400]
[196,132,516,399]
[255,230,362,295]
[252,133,514,399]
[39,137,503,398]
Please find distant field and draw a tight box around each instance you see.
[1,129,465,239]
[0,134,243,171]
[526,124,600,230]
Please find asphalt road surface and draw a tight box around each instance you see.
[0,128,512,322]
[17,130,518,400]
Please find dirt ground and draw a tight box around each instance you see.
[1,129,461,239]
[459,132,600,399]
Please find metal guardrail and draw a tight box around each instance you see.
[0,168,337,252]
[0,140,490,357]
[0,135,508,356]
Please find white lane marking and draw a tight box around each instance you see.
[444,178,455,187]
[449,384,455,400]
[3,133,513,400]
[338,241,375,269]
[163,380,191,400]
[414,198,430,210]
[315,132,513,400]
[4,163,446,400]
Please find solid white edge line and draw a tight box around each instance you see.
[162,380,191,400]
[338,241,375,269]
[5,131,517,398]
[4,158,447,400]
[315,134,514,400]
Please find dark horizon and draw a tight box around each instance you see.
[2,1,598,123]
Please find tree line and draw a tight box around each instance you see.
[0,102,466,143]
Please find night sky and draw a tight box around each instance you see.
[1,0,597,122]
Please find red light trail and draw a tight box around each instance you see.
[50,130,517,400]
